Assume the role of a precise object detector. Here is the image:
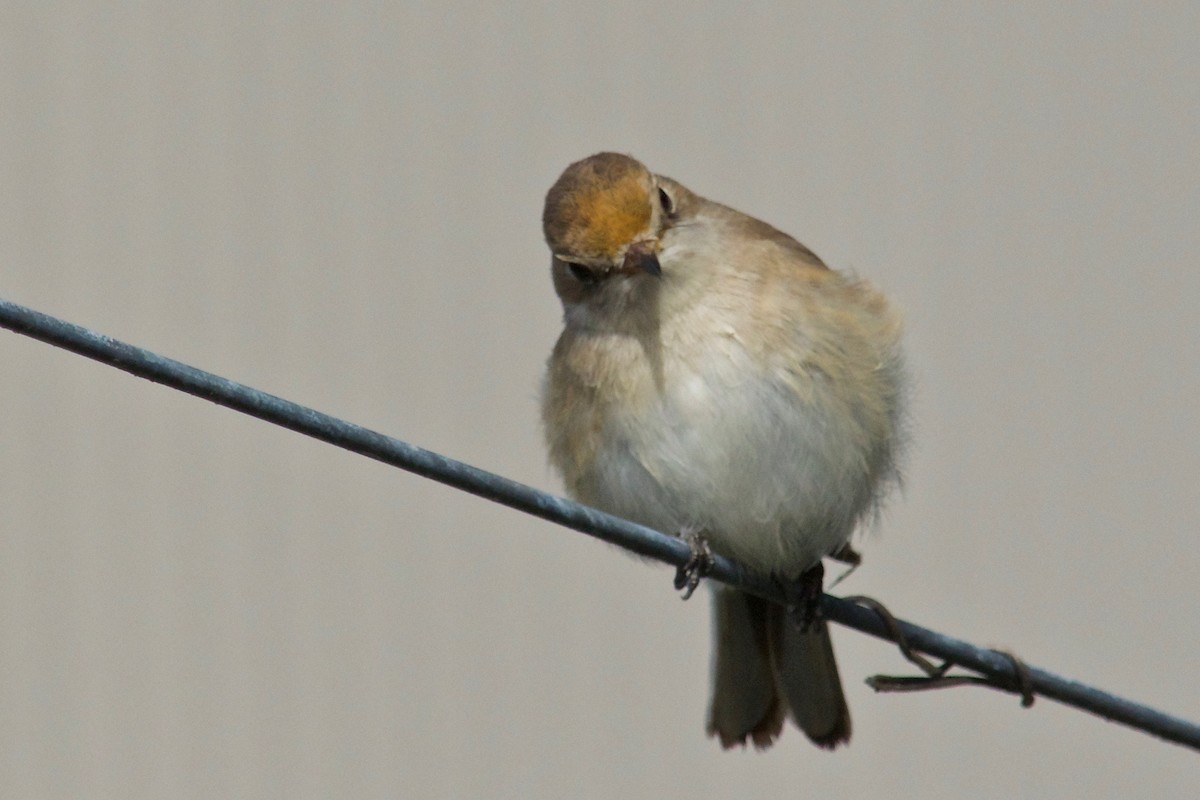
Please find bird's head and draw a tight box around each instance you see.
[543,153,679,303]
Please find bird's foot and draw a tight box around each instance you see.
[786,561,826,633]
[673,526,713,601]
[830,543,862,566]
[826,543,862,591]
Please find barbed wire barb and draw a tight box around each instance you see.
[2,295,1198,752]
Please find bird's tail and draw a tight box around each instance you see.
[707,586,851,749]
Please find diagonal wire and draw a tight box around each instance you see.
[2,295,1198,752]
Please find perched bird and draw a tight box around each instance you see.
[540,153,905,749]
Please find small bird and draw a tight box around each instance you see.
[540,153,906,749]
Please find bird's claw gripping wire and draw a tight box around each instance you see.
[826,543,862,591]
[673,527,713,600]
[783,561,828,633]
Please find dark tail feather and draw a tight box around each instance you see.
[707,587,785,748]
[773,615,851,748]
[707,587,851,750]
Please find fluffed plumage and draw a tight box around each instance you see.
[541,153,905,749]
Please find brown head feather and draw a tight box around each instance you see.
[543,152,654,261]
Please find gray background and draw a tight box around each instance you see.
[2,3,1198,798]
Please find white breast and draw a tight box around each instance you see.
[581,339,879,577]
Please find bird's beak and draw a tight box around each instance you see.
[621,239,662,277]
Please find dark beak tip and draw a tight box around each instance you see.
[642,252,663,277]
[623,247,662,277]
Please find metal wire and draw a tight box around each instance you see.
[2,295,1198,752]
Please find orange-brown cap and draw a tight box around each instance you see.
[543,153,655,262]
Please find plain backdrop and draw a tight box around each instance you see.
[2,3,1198,798]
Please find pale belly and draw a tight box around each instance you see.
[574,357,881,578]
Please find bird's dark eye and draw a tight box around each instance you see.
[658,186,676,218]
[568,263,598,284]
